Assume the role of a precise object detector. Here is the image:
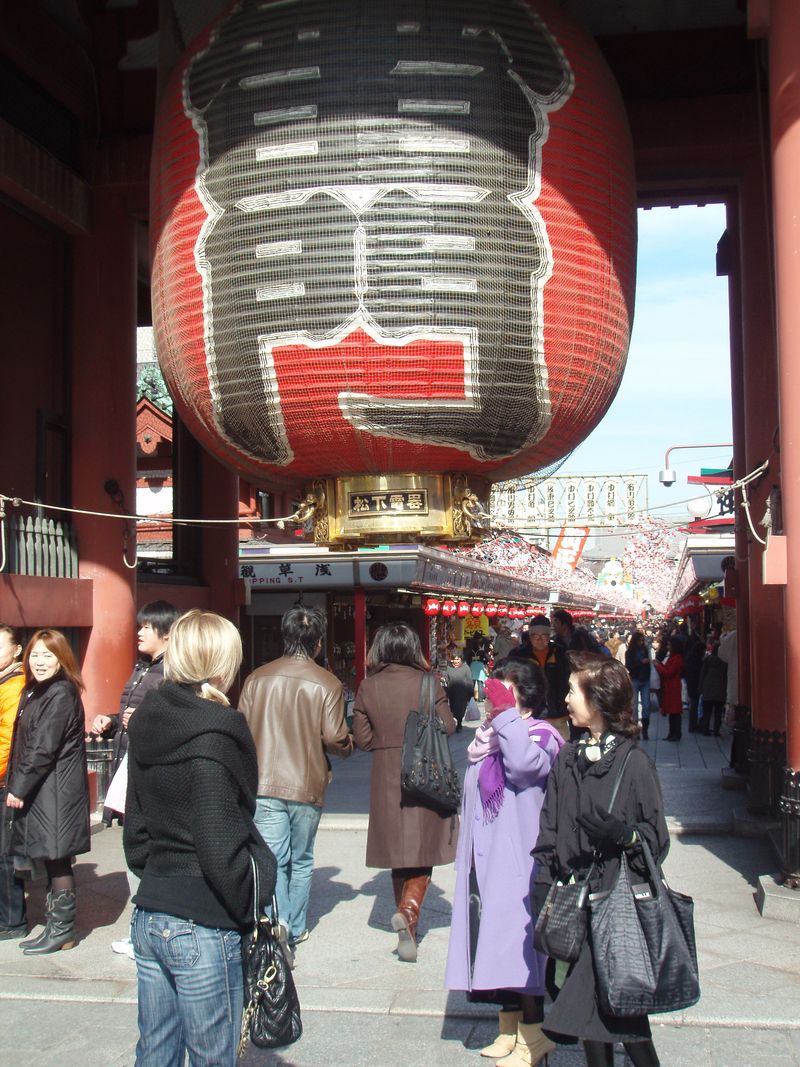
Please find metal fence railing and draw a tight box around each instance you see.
[3,514,78,577]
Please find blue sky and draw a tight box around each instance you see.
[558,203,733,528]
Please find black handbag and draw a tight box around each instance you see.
[533,747,633,963]
[589,836,700,1016]
[238,858,302,1056]
[400,672,461,815]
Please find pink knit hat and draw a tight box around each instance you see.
[483,678,516,711]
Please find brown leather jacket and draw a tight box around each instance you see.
[239,655,353,806]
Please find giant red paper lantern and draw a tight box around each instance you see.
[151,0,636,492]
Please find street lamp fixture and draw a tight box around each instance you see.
[658,442,733,487]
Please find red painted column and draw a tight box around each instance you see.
[354,587,367,691]
[738,164,785,733]
[71,189,137,722]
[771,0,800,771]
[200,449,240,625]
[770,0,800,878]
[723,200,751,712]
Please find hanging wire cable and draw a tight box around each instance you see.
[0,494,310,529]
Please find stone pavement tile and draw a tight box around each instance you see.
[701,1026,797,1066]
[0,1000,137,1067]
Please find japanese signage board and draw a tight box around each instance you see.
[348,490,429,518]
[492,475,648,529]
[551,527,590,570]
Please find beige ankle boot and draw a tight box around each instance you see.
[497,1022,556,1067]
[480,1010,521,1058]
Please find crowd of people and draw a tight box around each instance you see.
[0,603,716,1065]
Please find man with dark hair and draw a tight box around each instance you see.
[240,605,353,961]
[550,608,575,650]
[89,599,181,957]
[527,615,571,739]
[91,600,182,770]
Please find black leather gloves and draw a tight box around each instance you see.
[532,881,551,916]
[577,805,637,848]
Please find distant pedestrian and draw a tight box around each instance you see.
[655,636,685,741]
[445,653,474,732]
[239,605,353,960]
[532,653,668,1067]
[698,642,727,736]
[527,614,570,740]
[625,631,651,739]
[446,664,562,1067]
[352,622,458,963]
[5,629,90,954]
[470,647,489,701]
[0,623,26,941]
[89,599,180,960]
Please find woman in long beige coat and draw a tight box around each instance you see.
[353,622,458,963]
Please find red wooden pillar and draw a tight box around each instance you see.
[71,189,137,722]
[737,162,787,811]
[354,587,367,691]
[200,449,240,625]
[770,0,800,878]
[723,200,751,713]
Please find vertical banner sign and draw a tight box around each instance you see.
[546,482,557,525]
[566,480,578,524]
[585,480,597,524]
[605,481,617,524]
[552,526,590,570]
[625,479,637,523]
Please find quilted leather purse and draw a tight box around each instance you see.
[238,857,302,1055]
[400,672,461,814]
[533,747,633,963]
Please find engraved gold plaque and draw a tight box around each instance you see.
[306,473,489,546]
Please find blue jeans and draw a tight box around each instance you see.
[632,679,650,725]
[255,797,322,941]
[131,908,242,1067]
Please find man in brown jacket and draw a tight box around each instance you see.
[239,606,353,956]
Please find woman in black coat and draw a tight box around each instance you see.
[532,653,669,1067]
[5,629,90,954]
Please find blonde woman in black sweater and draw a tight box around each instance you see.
[124,610,275,1067]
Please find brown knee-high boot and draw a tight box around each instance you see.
[391,874,430,962]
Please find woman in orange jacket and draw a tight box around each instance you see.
[0,623,26,939]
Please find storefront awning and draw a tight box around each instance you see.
[239,544,605,610]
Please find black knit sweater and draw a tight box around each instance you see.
[124,682,276,929]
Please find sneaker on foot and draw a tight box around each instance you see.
[111,938,135,959]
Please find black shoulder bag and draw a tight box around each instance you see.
[238,857,302,1056]
[589,836,700,1016]
[533,746,634,964]
[400,672,461,815]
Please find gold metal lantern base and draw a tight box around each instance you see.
[301,473,491,546]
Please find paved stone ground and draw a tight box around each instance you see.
[2,709,799,1066]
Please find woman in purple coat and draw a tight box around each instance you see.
[445,661,562,1067]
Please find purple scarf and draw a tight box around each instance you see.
[469,717,564,822]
